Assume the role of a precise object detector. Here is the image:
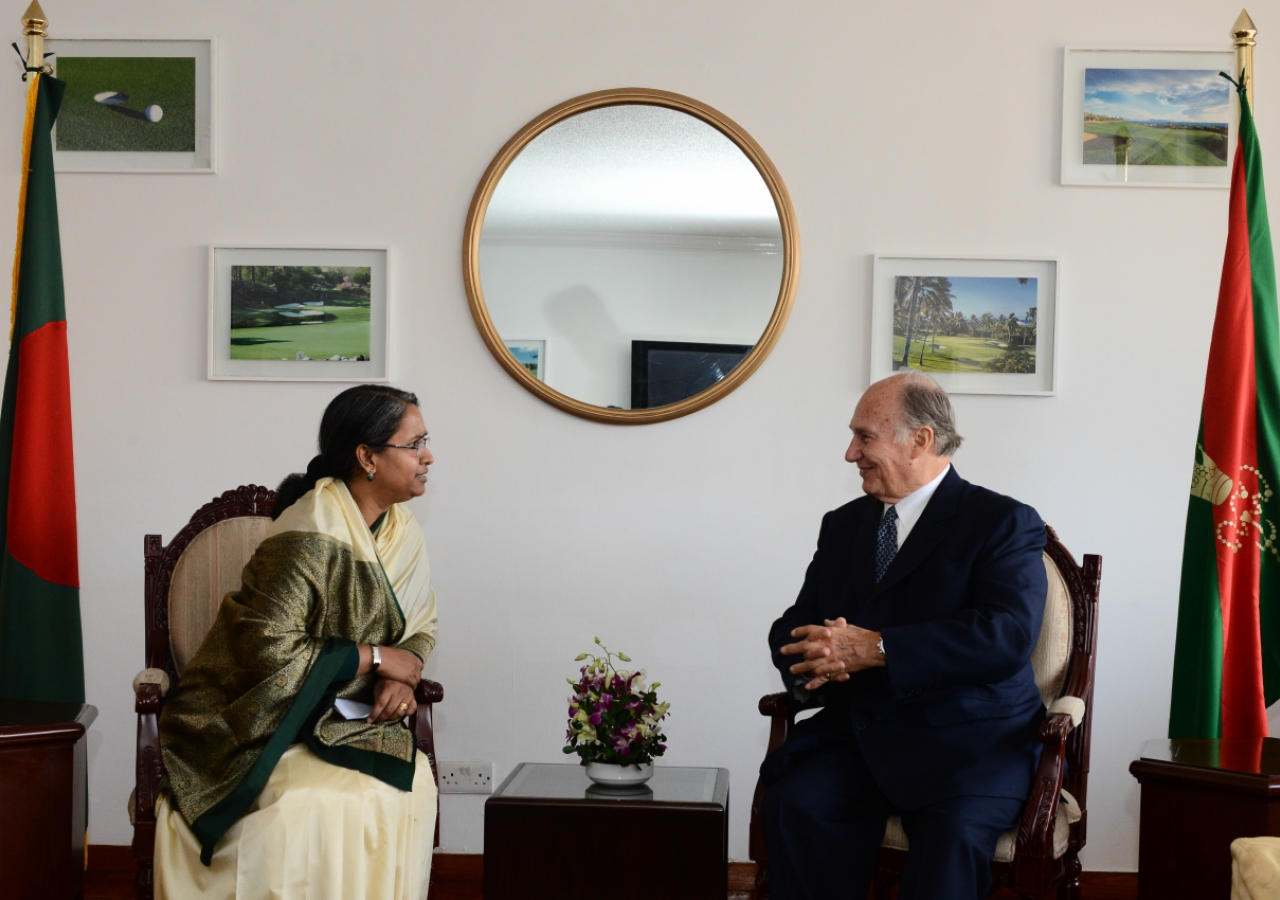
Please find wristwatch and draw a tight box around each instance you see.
[876,637,886,660]
[370,645,382,672]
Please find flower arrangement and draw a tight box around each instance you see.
[563,638,670,767]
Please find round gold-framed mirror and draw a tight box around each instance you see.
[463,88,800,425]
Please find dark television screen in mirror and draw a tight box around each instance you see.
[631,340,753,410]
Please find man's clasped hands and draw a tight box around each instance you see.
[781,617,887,692]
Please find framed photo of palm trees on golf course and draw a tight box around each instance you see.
[1061,48,1235,188]
[47,38,214,173]
[869,256,1058,396]
[208,246,389,381]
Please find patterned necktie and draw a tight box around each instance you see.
[875,505,899,583]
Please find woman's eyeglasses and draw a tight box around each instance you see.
[380,436,431,452]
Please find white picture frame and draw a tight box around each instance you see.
[504,339,548,382]
[208,246,389,382]
[869,256,1059,396]
[1061,47,1236,188]
[46,38,215,173]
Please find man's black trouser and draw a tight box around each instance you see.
[761,734,1023,900]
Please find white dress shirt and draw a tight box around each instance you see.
[883,464,951,550]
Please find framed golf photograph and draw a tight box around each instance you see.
[504,339,547,382]
[46,38,215,173]
[208,247,389,382]
[1061,48,1236,187]
[869,256,1058,396]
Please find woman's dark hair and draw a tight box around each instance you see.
[272,384,420,519]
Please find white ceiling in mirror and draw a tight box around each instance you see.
[482,105,782,237]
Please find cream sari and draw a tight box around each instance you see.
[155,477,438,900]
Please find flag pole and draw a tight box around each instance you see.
[1234,9,1257,108]
[20,0,46,73]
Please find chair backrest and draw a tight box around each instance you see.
[144,485,277,684]
[1036,524,1102,811]
[1031,551,1073,706]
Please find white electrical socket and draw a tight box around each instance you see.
[438,760,494,794]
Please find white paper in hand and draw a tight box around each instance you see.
[334,698,374,720]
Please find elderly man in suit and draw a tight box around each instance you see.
[762,372,1047,900]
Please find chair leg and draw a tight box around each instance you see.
[755,864,770,900]
[135,862,154,900]
[1057,853,1082,900]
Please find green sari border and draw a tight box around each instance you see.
[189,637,358,865]
[305,732,416,790]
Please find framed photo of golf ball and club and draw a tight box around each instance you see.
[46,38,214,173]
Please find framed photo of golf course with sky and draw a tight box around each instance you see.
[1061,48,1235,187]
[208,247,389,381]
[47,38,214,173]
[869,256,1058,396]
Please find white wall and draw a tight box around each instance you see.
[480,238,782,406]
[0,0,1265,870]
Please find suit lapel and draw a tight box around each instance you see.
[870,467,964,597]
[842,497,882,608]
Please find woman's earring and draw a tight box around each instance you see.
[366,469,375,482]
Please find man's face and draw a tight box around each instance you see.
[845,383,920,503]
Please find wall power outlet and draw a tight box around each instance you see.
[438,760,494,794]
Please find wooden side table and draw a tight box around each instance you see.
[1130,737,1280,900]
[0,700,97,900]
[484,763,729,900]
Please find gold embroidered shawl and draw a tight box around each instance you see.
[159,477,438,864]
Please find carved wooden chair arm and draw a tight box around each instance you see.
[409,679,443,851]
[133,668,171,704]
[1010,711,1076,896]
[759,691,791,718]
[1046,695,1086,728]
[133,678,167,898]
[416,679,444,705]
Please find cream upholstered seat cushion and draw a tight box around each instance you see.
[168,516,273,674]
[881,790,1080,862]
[1233,837,1280,900]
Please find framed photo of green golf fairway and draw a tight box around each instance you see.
[209,247,390,382]
[1061,48,1236,187]
[869,255,1058,396]
[46,38,214,172]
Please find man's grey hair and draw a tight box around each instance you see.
[883,372,963,457]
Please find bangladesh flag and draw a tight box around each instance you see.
[0,73,83,705]
[1170,78,1280,740]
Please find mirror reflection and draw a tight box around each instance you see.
[477,103,786,411]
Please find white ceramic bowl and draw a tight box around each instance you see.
[585,761,653,786]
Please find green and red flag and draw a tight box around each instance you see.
[0,71,83,704]
[1171,78,1280,740]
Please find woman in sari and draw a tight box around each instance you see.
[155,384,439,900]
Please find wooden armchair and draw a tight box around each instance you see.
[129,485,444,900]
[748,525,1101,900]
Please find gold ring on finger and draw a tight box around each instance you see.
[397,702,409,714]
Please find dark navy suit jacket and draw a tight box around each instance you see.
[766,467,1048,810]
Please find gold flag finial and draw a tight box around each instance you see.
[20,0,47,74]
[1234,9,1258,38]
[1233,9,1257,108]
